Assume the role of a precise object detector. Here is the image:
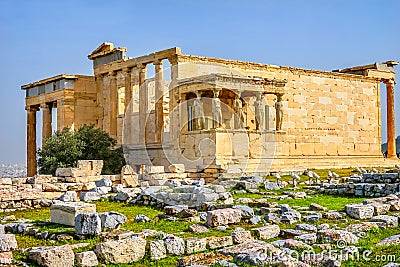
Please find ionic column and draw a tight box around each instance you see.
[95,74,104,129]
[109,71,118,139]
[385,79,396,158]
[154,60,164,143]
[168,57,179,142]
[41,103,52,145]
[123,68,132,113]
[168,57,179,88]
[26,106,39,177]
[138,63,147,144]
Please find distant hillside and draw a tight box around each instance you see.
[382,135,400,153]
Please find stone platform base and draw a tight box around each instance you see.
[218,155,400,176]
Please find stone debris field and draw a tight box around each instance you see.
[1,161,400,266]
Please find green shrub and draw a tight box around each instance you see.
[37,125,125,175]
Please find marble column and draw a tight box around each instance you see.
[154,60,164,143]
[41,103,52,145]
[95,74,104,129]
[138,63,147,144]
[26,106,39,177]
[385,79,396,158]
[168,57,179,142]
[109,71,118,139]
[123,68,132,113]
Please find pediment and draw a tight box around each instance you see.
[88,42,115,59]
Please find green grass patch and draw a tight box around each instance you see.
[277,194,366,211]
[4,208,50,222]
[342,227,400,266]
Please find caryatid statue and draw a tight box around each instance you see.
[212,90,223,128]
[233,94,245,129]
[194,94,205,130]
[254,93,264,130]
[275,94,283,131]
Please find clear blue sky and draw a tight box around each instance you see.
[0,0,399,164]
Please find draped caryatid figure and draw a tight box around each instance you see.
[234,95,245,129]
[194,94,205,130]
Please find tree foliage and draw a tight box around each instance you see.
[37,125,125,175]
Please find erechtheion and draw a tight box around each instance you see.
[22,43,399,177]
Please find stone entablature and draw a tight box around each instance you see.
[176,54,385,83]
[177,74,286,93]
[90,47,181,76]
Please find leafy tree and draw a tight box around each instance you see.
[38,125,125,175]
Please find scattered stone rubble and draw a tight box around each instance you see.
[29,245,75,267]
[324,172,400,197]
[2,164,400,266]
[0,234,17,264]
[7,188,400,266]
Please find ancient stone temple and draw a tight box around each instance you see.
[22,42,399,176]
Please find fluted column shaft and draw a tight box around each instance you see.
[154,60,164,143]
[41,103,52,145]
[138,64,147,144]
[109,71,118,139]
[385,79,396,158]
[123,68,132,113]
[26,106,38,177]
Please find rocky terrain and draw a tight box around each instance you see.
[0,164,400,266]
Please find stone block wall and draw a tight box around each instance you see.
[176,57,381,158]
[324,183,400,197]
[0,182,49,212]
[323,173,400,197]
[0,173,120,213]
[361,173,400,183]
[171,56,391,171]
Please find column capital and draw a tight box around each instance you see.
[25,106,39,112]
[167,56,179,65]
[383,79,396,87]
[153,59,163,66]
[95,73,105,82]
[108,71,117,77]
[40,103,51,109]
[137,63,147,70]
[122,67,132,74]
